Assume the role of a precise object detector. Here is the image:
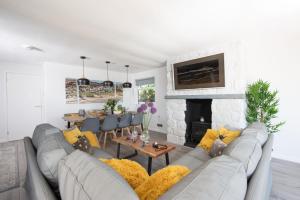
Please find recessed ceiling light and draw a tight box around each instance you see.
[21,44,44,52]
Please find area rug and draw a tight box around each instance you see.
[0,140,26,192]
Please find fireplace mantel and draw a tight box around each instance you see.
[165,94,245,100]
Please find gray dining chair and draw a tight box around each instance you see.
[80,117,101,138]
[117,113,132,137]
[131,112,144,134]
[100,114,118,149]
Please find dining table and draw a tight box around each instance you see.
[62,111,137,128]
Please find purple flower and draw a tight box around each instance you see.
[150,107,157,114]
[141,103,147,111]
[137,107,143,113]
[148,102,154,107]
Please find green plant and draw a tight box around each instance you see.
[103,98,119,114]
[139,84,155,102]
[246,80,285,133]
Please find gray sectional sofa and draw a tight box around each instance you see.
[0,122,273,200]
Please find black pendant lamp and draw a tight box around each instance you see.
[77,56,90,86]
[122,65,132,88]
[103,61,114,87]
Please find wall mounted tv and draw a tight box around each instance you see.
[173,53,225,90]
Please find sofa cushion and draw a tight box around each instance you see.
[223,135,262,177]
[198,129,219,151]
[219,127,241,144]
[37,132,74,188]
[209,139,227,157]
[135,165,190,200]
[242,122,268,145]
[32,123,60,149]
[63,127,83,144]
[100,158,149,189]
[58,150,139,200]
[171,148,211,171]
[160,155,247,200]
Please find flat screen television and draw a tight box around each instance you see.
[173,53,225,90]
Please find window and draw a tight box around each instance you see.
[136,77,155,102]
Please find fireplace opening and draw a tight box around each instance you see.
[184,99,212,147]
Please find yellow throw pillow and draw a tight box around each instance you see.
[63,127,83,144]
[135,165,191,200]
[219,128,240,144]
[100,159,149,189]
[198,129,219,151]
[82,131,100,148]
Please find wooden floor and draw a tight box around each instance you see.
[103,131,300,200]
[270,158,300,200]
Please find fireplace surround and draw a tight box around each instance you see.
[165,42,247,145]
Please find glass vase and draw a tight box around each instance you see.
[140,129,150,144]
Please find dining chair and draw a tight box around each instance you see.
[117,113,132,137]
[130,112,144,134]
[100,114,118,149]
[80,117,101,138]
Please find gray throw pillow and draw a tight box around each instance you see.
[160,155,247,200]
[209,139,227,157]
[58,150,139,200]
[37,132,74,189]
[223,135,262,177]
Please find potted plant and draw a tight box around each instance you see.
[246,80,285,133]
[103,98,119,114]
[137,102,157,143]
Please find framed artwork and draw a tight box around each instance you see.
[65,78,123,104]
[65,78,78,104]
[173,53,225,90]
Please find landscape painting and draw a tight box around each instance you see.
[115,82,123,100]
[173,53,225,90]
[65,78,123,104]
[65,78,78,104]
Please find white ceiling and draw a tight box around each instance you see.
[0,0,299,72]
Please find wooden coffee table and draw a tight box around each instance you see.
[112,136,176,175]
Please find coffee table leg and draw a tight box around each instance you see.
[165,153,170,165]
[117,143,121,159]
[148,157,152,175]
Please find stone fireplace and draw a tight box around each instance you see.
[165,42,247,145]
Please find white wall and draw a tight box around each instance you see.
[0,62,43,141]
[242,18,300,163]
[44,62,129,129]
[127,67,168,133]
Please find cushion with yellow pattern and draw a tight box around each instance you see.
[100,159,149,189]
[82,131,101,148]
[198,129,219,151]
[135,165,191,200]
[63,127,83,144]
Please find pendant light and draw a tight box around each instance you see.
[122,65,132,88]
[103,61,114,87]
[77,56,90,86]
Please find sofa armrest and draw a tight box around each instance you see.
[23,137,57,200]
[245,134,274,200]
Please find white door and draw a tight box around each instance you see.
[6,73,43,140]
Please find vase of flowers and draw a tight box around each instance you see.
[137,102,157,144]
